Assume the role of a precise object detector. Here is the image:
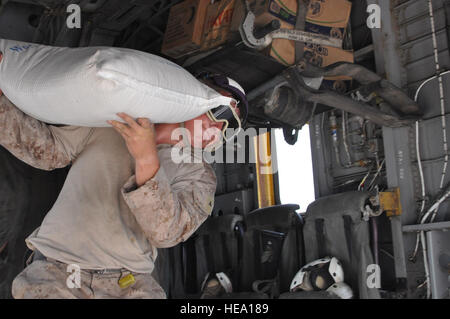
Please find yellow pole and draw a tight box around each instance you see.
[254,131,275,208]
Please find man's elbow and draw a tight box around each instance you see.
[5,146,71,171]
[147,216,202,249]
[24,151,71,171]
[148,232,184,249]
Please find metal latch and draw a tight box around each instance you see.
[239,2,342,50]
[378,188,402,217]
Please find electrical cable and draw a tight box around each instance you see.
[368,159,385,191]
[414,71,450,102]
[421,186,450,224]
[342,111,352,167]
[358,164,373,191]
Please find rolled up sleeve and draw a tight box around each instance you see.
[0,95,93,170]
[121,159,217,248]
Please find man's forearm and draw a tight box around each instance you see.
[122,160,217,249]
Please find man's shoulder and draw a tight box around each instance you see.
[157,145,215,178]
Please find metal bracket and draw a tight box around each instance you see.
[379,188,403,217]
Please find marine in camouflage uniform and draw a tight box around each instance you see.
[0,93,218,299]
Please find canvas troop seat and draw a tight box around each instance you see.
[154,204,306,299]
[239,204,305,297]
[302,191,381,299]
[154,214,244,298]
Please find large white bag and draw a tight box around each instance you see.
[0,39,232,127]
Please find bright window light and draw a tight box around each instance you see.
[274,126,316,213]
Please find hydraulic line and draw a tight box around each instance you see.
[371,218,379,266]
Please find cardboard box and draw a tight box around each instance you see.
[162,0,236,58]
[161,0,210,58]
[201,0,236,51]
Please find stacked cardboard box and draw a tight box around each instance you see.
[201,0,235,51]
[161,0,209,59]
[162,0,235,58]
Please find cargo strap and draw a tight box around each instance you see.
[343,215,353,262]
[295,0,309,63]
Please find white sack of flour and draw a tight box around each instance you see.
[0,39,232,127]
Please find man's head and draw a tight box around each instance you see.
[183,76,247,150]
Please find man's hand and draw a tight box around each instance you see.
[108,113,160,187]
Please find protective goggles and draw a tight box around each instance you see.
[205,102,242,149]
[197,73,249,151]
[210,75,248,124]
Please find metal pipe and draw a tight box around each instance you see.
[371,218,379,266]
[247,76,287,101]
[253,132,275,208]
[403,221,450,233]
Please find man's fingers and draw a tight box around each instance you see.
[137,118,152,129]
[109,123,128,138]
[117,113,141,131]
[108,120,131,138]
